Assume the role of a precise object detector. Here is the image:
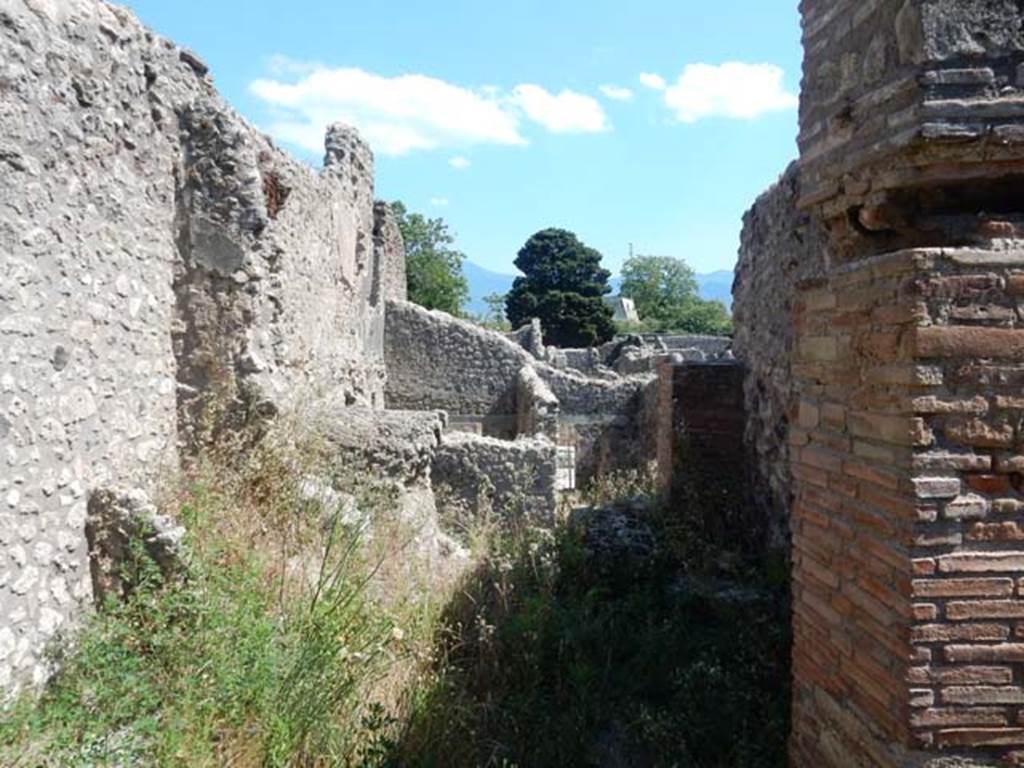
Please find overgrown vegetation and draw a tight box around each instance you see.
[392,467,790,767]
[1,426,788,767]
[0,427,448,767]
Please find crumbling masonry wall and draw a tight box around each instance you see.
[0,0,402,696]
[432,432,558,525]
[731,0,1024,764]
[385,300,655,483]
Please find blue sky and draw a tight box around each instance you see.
[123,1,802,275]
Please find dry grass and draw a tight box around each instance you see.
[0,409,468,768]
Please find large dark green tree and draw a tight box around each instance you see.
[620,254,732,335]
[391,201,469,316]
[505,228,616,347]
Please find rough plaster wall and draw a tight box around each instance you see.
[0,0,384,696]
[732,163,828,548]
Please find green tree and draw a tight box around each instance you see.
[620,254,732,335]
[391,201,469,316]
[482,292,510,329]
[505,228,616,347]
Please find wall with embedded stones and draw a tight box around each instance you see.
[385,300,656,483]
[0,0,401,697]
[733,163,828,550]
[432,432,558,525]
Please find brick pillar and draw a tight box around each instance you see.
[790,0,1024,762]
[791,247,1024,765]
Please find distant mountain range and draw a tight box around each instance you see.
[463,261,735,315]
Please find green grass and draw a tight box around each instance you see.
[391,512,791,768]
[0,440,790,768]
[0,437,421,768]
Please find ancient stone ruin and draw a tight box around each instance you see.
[6,0,1024,765]
[0,0,710,696]
[0,0,400,690]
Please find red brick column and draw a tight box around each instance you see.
[791,247,1024,765]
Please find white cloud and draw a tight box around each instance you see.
[449,155,471,170]
[251,63,610,157]
[599,84,634,102]
[658,62,798,123]
[264,54,320,77]
[251,66,526,156]
[429,197,449,207]
[639,72,667,91]
[510,84,609,134]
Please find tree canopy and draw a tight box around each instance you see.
[505,228,616,348]
[391,201,469,316]
[620,254,731,336]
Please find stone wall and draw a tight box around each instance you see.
[0,0,395,696]
[432,432,558,525]
[733,163,828,549]
[385,301,529,433]
[385,300,655,482]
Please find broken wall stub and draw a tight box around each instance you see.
[373,201,407,305]
[432,432,558,526]
[785,0,1024,764]
[0,0,391,697]
[516,366,559,441]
